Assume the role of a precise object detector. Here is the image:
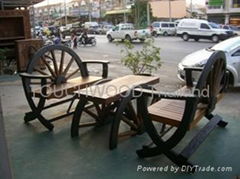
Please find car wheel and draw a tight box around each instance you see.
[107,35,113,42]
[125,35,132,42]
[92,39,96,46]
[226,70,234,89]
[152,31,157,37]
[163,32,168,36]
[182,33,189,41]
[212,35,219,43]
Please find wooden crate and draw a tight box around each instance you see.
[16,39,43,72]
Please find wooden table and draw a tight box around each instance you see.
[71,75,159,149]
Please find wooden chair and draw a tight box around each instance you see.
[19,45,109,131]
[134,51,228,171]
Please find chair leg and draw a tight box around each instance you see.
[206,113,228,128]
[71,96,87,137]
[24,111,38,123]
[136,145,163,158]
[136,145,195,172]
[109,94,133,150]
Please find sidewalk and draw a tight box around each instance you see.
[0,75,240,179]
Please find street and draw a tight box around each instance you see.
[74,35,215,90]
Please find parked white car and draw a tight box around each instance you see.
[151,21,176,36]
[178,36,240,87]
[106,23,151,42]
[177,19,234,43]
[221,25,240,36]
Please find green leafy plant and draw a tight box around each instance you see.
[120,39,161,75]
[0,48,8,61]
[0,48,11,75]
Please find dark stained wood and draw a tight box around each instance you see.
[33,76,103,99]
[0,10,31,40]
[75,75,160,104]
[180,115,222,159]
[16,39,43,72]
[136,51,228,170]
[148,90,223,129]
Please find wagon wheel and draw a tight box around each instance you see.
[22,45,87,130]
[200,54,226,114]
[109,86,158,149]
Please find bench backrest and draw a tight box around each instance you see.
[195,50,227,115]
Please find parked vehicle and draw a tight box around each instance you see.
[106,23,151,42]
[151,21,176,36]
[177,36,240,87]
[61,38,71,47]
[99,25,114,34]
[60,26,68,32]
[78,33,96,46]
[177,19,234,43]
[221,25,240,36]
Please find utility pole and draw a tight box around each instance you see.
[190,0,193,18]
[168,0,172,22]
[88,0,92,22]
[47,0,50,24]
[32,4,36,37]
[123,0,127,23]
[147,1,150,26]
[64,0,67,25]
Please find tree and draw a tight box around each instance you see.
[131,0,153,29]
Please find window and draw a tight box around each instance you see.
[200,23,210,29]
[161,23,168,28]
[169,23,175,27]
[114,26,119,31]
[233,0,240,8]
[232,49,240,56]
[152,23,160,28]
[223,25,229,30]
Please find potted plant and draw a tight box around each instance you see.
[0,48,7,75]
[0,48,13,75]
[120,38,161,75]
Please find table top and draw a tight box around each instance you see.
[74,75,159,104]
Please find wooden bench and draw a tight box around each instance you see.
[134,51,228,171]
[19,45,109,130]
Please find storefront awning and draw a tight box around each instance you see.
[105,9,131,16]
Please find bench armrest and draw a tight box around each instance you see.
[184,67,203,87]
[19,72,51,79]
[82,60,109,78]
[134,88,195,100]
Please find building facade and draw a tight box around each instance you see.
[206,0,240,25]
[150,0,187,20]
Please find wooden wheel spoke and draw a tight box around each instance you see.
[41,57,56,78]
[62,57,74,76]
[34,67,49,76]
[66,69,80,80]
[59,50,65,75]
[50,50,59,76]
[30,81,52,85]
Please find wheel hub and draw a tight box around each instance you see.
[55,76,66,85]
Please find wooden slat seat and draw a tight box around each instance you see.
[148,87,224,129]
[33,76,102,99]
